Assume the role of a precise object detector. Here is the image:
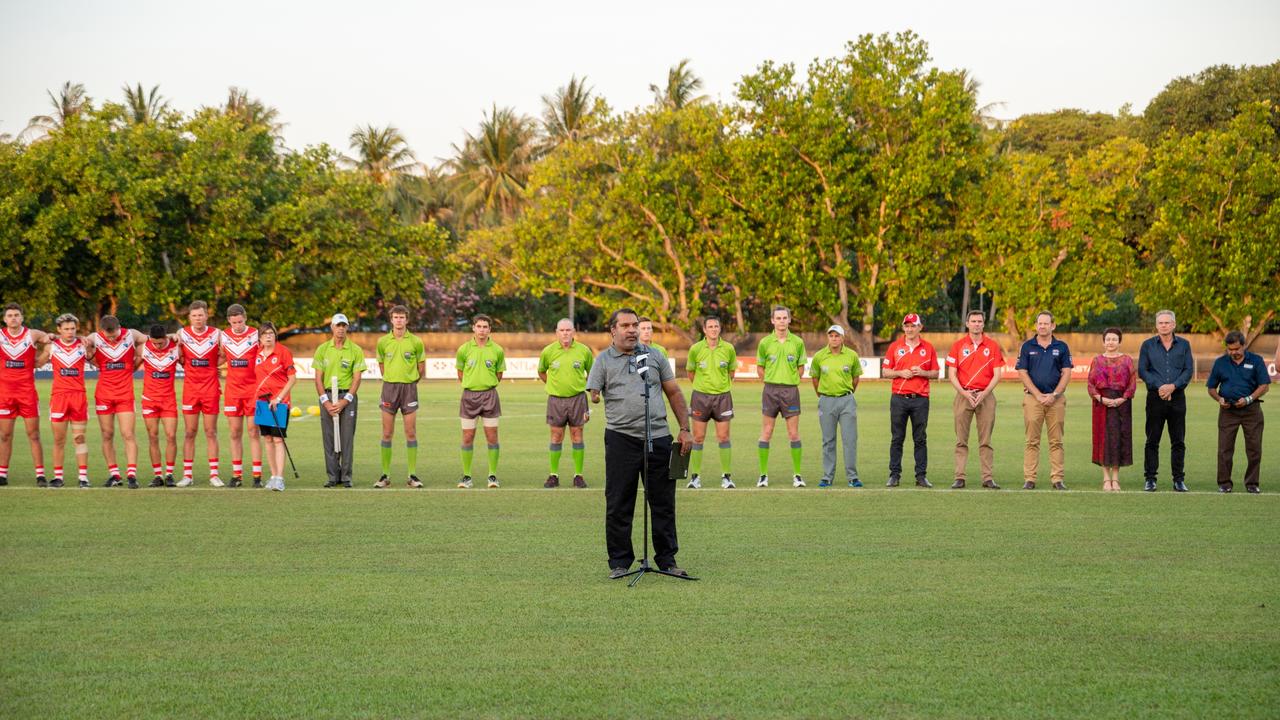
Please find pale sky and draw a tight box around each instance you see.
[2,0,1277,162]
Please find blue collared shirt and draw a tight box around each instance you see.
[1206,352,1271,402]
[1137,334,1193,392]
[1016,336,1073,394]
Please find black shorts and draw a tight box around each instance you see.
[260,424,287,438]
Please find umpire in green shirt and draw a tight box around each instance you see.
[685,316,738,489]
[537,318,594,488]
[456,314,506,488]
[810,325,863,488]
[313,313,364,487]
[755,305,807,487]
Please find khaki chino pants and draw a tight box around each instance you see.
[953,392,996,482]
[1022,393,1066,483]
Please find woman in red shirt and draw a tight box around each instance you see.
[254,323,296,491]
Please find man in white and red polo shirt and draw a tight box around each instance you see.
[946,310,1005,489]
[882,313,938,488]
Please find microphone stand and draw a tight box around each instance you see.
[619,345,698,587]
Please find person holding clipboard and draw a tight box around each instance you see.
[253,322,297,491]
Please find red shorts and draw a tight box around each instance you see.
[94,396,135,415]
[50,392,89,423]
[223,395,256,418]
[182,393,220,416]
[141,393,178,419]
[0,387,40,419]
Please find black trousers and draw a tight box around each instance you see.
[1144,390,1186,482]
[604,429,678,570]
[889,394,929,480]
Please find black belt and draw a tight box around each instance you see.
[819,392,852,398]
[895,393,925,399]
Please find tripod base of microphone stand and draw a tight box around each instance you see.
[618,559,699,587]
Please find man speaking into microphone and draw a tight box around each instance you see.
[587,308,694,579]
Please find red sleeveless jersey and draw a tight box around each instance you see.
[94,330,137,400]
[179,326,221,393]
[221,326,260,398]
[50,337,88,394]
[0,327,38,390]
[141,339,180,399]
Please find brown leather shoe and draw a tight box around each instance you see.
[661,566,689,577]
[1051,482,1068,491]
[982,479,1001,489]
[1022,481,1036,490]
[950,479,966,489]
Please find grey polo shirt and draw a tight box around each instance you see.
[586,344,675,439]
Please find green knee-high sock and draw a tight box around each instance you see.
[719,441,732,476]
[689,443,704,477]
[380,441,392,475]
[758,441,770,475]
[406,440,418,476]
[548,443,563,475]
[571,443,585,475]
[461,444,474,476]
[790,440,803,475]
[487,444,500,476]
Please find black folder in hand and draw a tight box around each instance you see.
[668,443,689,481]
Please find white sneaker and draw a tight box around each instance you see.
[209,475,225,488]
[721,475,735,489]
[175,476,193,487]
[272,476,285,492]
[487,475,500,488]
[757,475,769,488]
[793,475,806,488]
[687,474,701,489]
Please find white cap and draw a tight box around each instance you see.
[826,324,845,336]
[330,313,349,326]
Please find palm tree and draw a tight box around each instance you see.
[344,124,418,186]
[223,86,284,136]
[122,83,169,124]
[25,81,91,137]
[542,75,597,147]
[650,59,707,110]
[446,105,538,226]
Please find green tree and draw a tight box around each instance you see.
[1137,102,1280,344]
[344,124,418,186]
[447,105,539,227]
[25,81,91,138]
[121,83,170,125]
[1142,62,1280,142]
[541,75,600,148]
[1003,109,1138,165]
[651,59,707,110]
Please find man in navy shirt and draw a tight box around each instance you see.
[1137,310,1193,492]
[1205,331,1270,493]
[1015,312,1073,490]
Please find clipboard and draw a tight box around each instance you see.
[254,400,290,430]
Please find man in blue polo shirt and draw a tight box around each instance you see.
[1015,311,1073,490]
[1206,331,1270,493]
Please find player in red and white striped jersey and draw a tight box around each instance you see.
[176,300,223,487]
[39,313,92,487]
[221,304,261,487]
[0,302,52,486]
[140,325,181,487]
[85,315,148,488]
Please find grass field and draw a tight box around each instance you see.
[2,380,1278,718]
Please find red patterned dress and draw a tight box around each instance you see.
[1088,353,1136,466]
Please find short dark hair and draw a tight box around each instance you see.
[1224,330,1246,347]
[258,321,278,336]
[100,315,120,332]
[189,300,208,313]
[3,303,22,314]
[607,308,638,331]
[701,315,721,329]
[1036,311,1054,323]
[1102,327,1122,341]
[472,314,492,326]
[226,304,246,319]
[771,305,791,317]
[149,324,167,340]
[389,305,409,318]
[637,316,652,324]
[966,310,986,320]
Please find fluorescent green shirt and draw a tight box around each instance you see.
[811,346,862,396]
[756,332,807,386]
[537,340,594,397]
[312,339,365,390]
[376,332,425,383]
[647,342,668,358]
[456,338,505,391]
[686,339,737,395]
